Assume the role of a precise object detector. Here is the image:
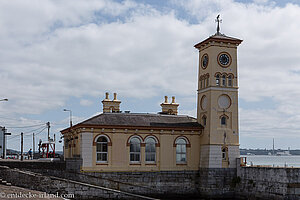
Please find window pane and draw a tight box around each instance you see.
[102,153,107,161]
[145,152,155,162]
[146,138,155,144]
[102,144,107,152]
[130,143,141,152]
[97,137,107,142]
[181,154,186,162]
[130,153,140,162]
[131,137,140,144]
[176,138,186,144]
[151,154,155,161]
[145,144,150,152]
[96,144,101,151]
[228,76,232,86]
[130,143,135,152]
[222,75,226,86]
[150,144,155,152]
[176,154,181,162]
[146,154,150,161]
[135,154,140,161]
[130,153,135,161]
[221,117,226,125]
[182,145,186,153]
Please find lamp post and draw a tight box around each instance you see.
[63,109,72,127]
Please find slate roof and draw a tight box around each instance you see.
[62,113,203,132]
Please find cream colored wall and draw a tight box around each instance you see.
[65,128,201,172]
[197,43,239,145]
[197,41,241,168]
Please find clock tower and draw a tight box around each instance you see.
[194,16,242,168]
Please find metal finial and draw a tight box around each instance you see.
[215,14,222,35]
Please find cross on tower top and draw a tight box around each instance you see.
[215,14,222,35]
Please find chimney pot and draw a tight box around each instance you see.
[172,96,175,103]
[113,93,117,101]
[164,96,168,103]
[105,92,109,100]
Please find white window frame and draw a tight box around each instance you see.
[129,137,141,163]
[175,138,187,164]
[145,137,156,163]
[96,136,108,163]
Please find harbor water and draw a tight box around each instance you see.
[243,155,300,167]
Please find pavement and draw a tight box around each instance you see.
[0,184,65,200]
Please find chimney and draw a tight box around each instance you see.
[113,93,118,101]
[164,96,168,103]
[105,92,109,100]
[171,96,176,104]
[160,96,179,115]
[102,92,121,113]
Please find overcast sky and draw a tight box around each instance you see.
[1,0,300,152]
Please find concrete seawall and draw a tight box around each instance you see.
[0,160,300,199]
[236,167,300,200]
[0,165,158,200]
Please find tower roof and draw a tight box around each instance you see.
[194,32,242,49]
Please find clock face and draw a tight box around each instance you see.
[218,52,231,67]
[218,94,231,109]
[201,54,209,69]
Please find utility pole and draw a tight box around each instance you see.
[47,122,50,141]
[33,133,35,159]
[21,132,23,161]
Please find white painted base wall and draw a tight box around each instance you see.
[200,145,240,168]
[228,145,240,168]
[80,132,93,167]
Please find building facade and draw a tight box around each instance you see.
[61,28,242,172]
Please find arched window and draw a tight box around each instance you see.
[221,116,227,125]
[145,137,156,162]
[202,115,207,126]
[96,137,108,162]
[228,75,232,87]
[130,137,141,162]
[176,138,187,163]
[216,75,220,86]
[222,75,226,86]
